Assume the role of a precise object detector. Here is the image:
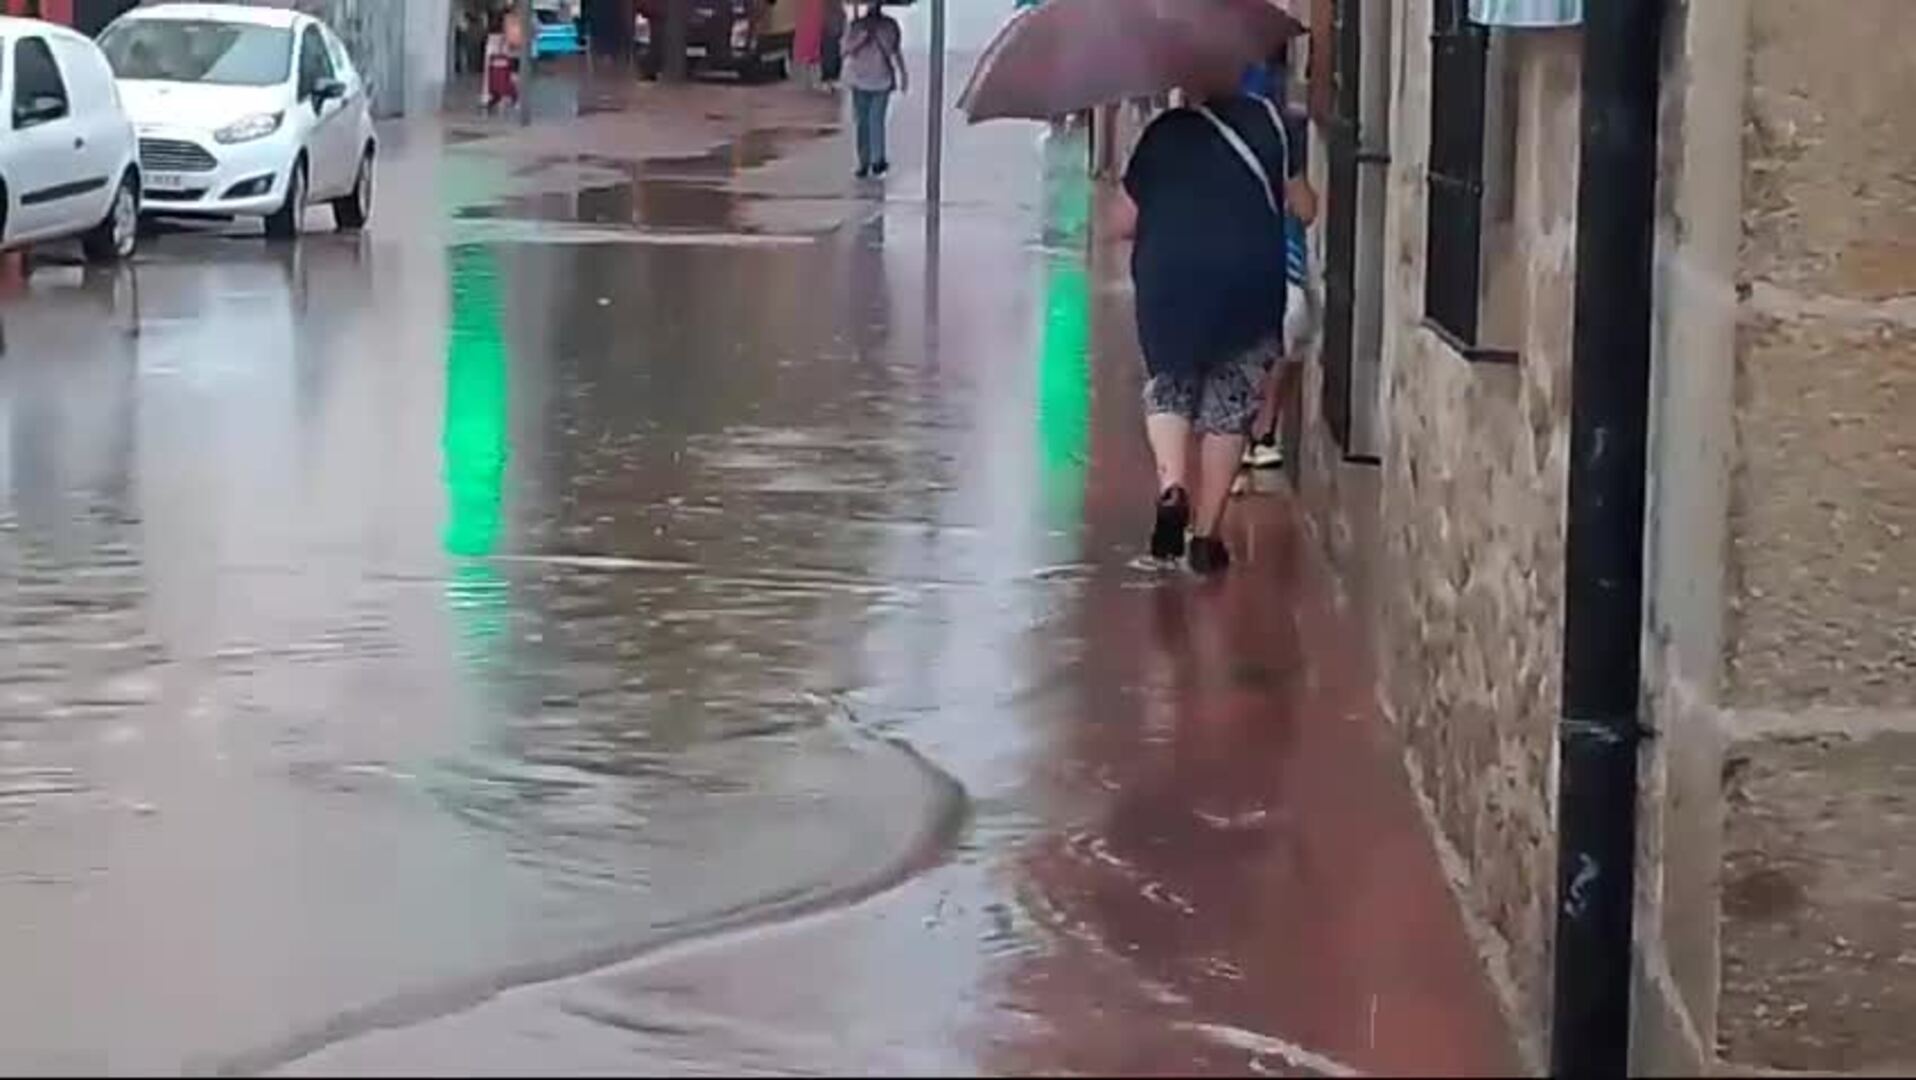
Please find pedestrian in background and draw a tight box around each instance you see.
[483,11,521,113]
[844,2,906,179]
[796,0,826,88]
[1107,65,1313,574]
[820,1,846,88]
[1239,51,1318,475]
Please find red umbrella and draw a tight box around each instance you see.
[959,0,1308,123]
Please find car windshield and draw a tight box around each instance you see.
[98,19,293,86]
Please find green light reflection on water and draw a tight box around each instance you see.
[1036,138,1093,531]
[441,244,512,655]
[1036,257,1090,528]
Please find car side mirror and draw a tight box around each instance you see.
[13,94,66,129]
[310,77,345,110]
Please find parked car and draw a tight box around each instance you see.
[0,16,141,263]
[634,0,795,82]
[96,3,376,240]
[532,4,583,59]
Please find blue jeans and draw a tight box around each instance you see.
[851,89,891,170]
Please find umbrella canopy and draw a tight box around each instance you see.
[959,0,1307,124]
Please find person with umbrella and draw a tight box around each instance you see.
[1109,70,1314,573]
[960,0,1309,574]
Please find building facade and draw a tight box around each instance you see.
[1294,0,1916,1072]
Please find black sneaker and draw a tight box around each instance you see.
[1188,536,1231,575]
[1150,486,1190,561]
[855,165,872,180]
[873,161,891,177]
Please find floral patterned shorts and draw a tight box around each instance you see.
[1142,337,1283,437]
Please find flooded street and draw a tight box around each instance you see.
[0,74,1510,1076]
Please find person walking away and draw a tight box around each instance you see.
[1240,55,1318,473]
[796,0,826,88]
[844,2,906,179]
[820,1,847,88]
[455,6,478,75]
[483,12,521,113]
[1107,68,1313,574]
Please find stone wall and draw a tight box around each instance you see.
[1302,0,1916,1072]
[1612,0,1916,1072]
[1713,1,1916,1072]
[1634,0,1745,1070]
[1729,0,1916,709]
[1367,0,1582,1057]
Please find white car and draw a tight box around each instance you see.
[0,17,141,263]
[97,3,376,239]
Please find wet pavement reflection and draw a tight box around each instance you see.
[0,87,1512,1076]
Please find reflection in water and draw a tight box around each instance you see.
[1037,258,1090,532]
[442,245,513,659]
[850,211,894,361]
[1036,143,1092,532]
[1039,126,1093,250]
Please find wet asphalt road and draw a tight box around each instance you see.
[0,75,1514,1076]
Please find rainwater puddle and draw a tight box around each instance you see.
[634,126,837,176]
[455,124,838,236]
[458,175,772,235]
[0,112,1159,1074]
[0,217,995,1072]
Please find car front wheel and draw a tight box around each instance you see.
[265,160,307,242]
[332,151,373,232]
[81,173,139,264]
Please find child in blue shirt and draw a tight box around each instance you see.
[1239,55,1317,473]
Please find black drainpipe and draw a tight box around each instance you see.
[1552,0,1666,1076]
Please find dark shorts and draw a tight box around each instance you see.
[1141,337,1281,436]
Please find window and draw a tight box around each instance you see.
[1424,0,1523,361]
[12,37,70,129]
[322,27,356,85]
[50,37,108,118]
[99,20,294,86]
[1320,0,1363,451]
[1424,0,1489,349]
[298,26,335,98]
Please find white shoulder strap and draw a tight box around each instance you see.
[1255,95,1297,180]
[1195,100,1290,218]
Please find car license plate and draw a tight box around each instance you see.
[685,44,706,57]
[145,173,191,191]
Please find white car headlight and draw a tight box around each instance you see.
[730,17,750,50]
[214,111,284,145]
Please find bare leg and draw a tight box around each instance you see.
[1145,412,1193,494]
[1251,366,1280,441]
[1192,432,1247,537]
[1272,362,1302,434]
[1253,361,1302,441]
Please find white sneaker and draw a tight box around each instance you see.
[1245,437,1284,469]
